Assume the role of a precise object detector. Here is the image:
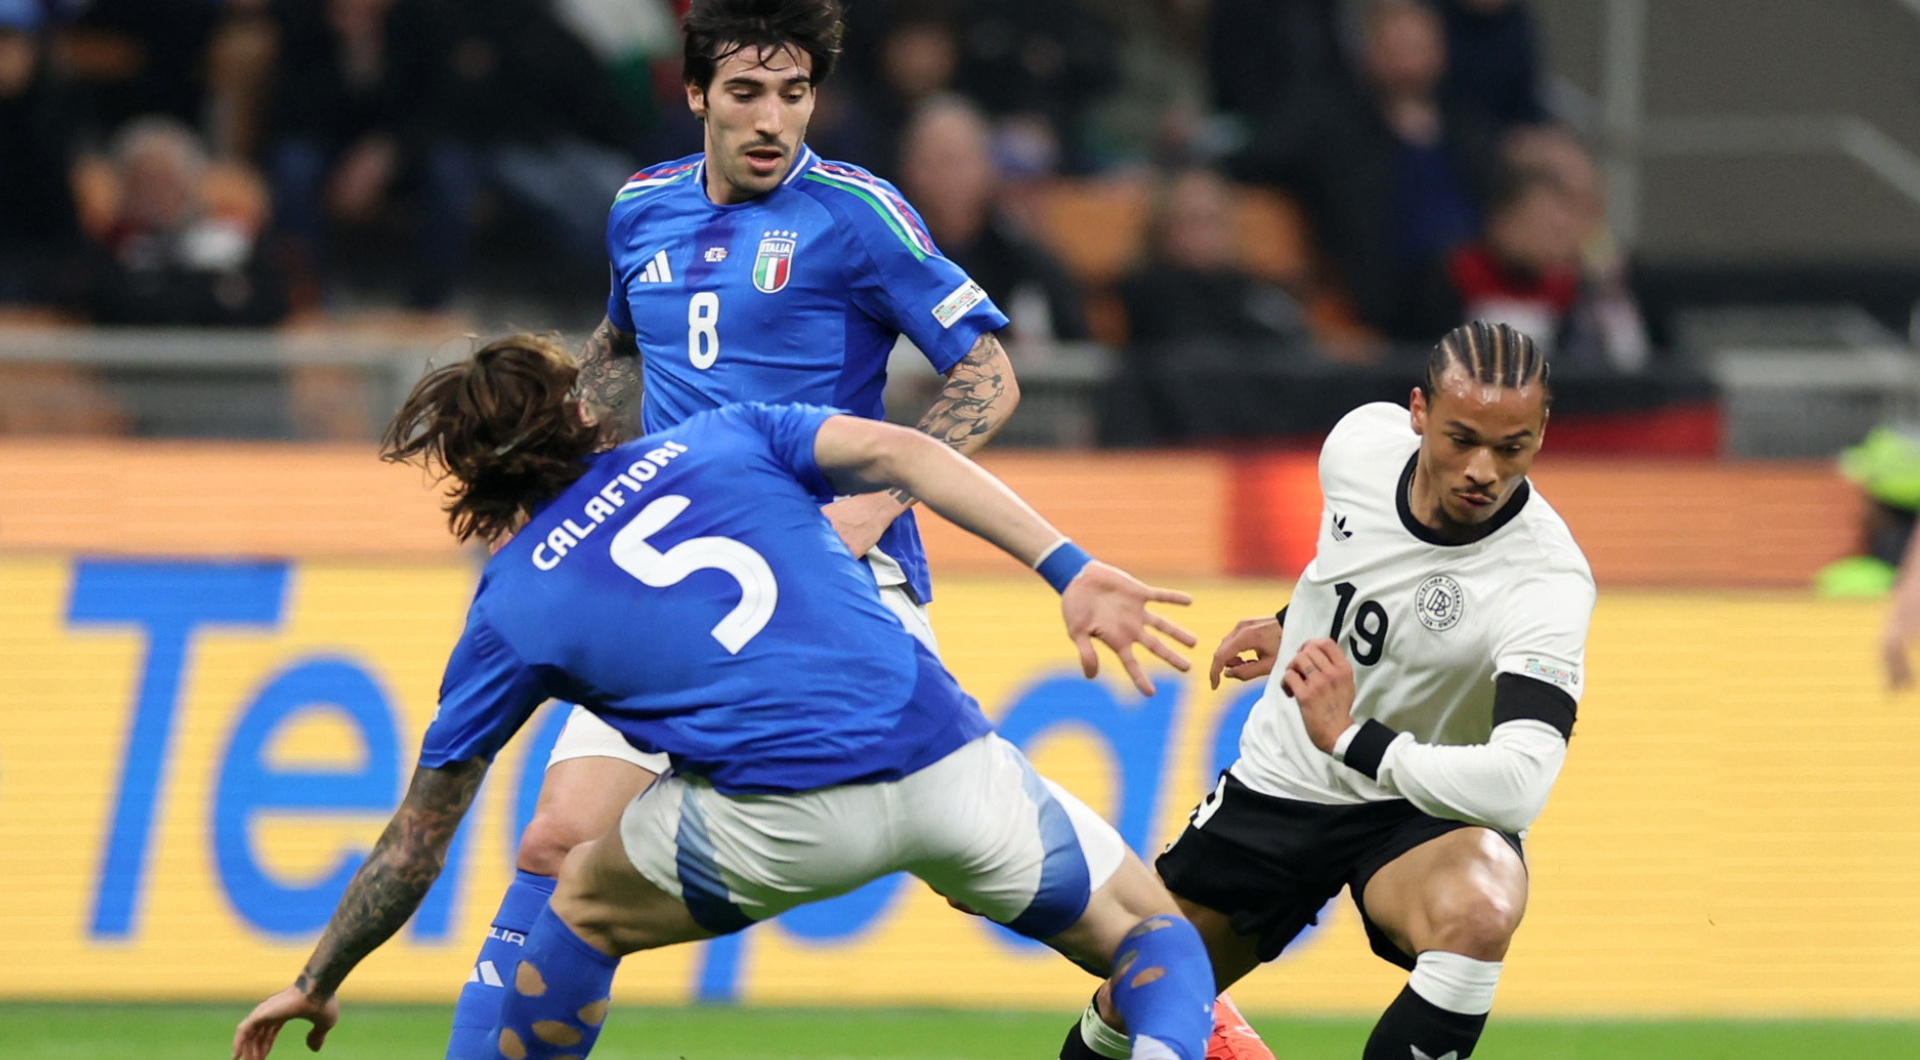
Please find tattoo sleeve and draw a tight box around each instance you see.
[896,331,1020,506]
[294,758,489,998]
[573,317,644,443]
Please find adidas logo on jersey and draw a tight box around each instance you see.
[467,960,504,988]
[636,249,675,284]
[1330,513,1352,541]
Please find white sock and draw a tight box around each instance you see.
[1079,999,1133,1059]
[1131,1034,1178,1060]
[1407,950,1503,1016]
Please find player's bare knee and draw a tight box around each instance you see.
[515,810,588,876]
[1427,885,1522,960]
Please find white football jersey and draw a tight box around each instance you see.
[1232,402,1595,807]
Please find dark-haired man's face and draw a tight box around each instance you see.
[1408,366,1548,529]
[688,44,815,205]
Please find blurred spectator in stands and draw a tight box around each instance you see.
[848,0,1117,170]
[899,96,1089,345]
[1118,168,1310,348]
[1207,0,1347,153]
[1505,123,1650,369]
[861,10,960,179]
[266,0,474,309]
[59,0,221,140]
[1445,160,1647,371]
[1105,166,1314,445]
[1445,165,1577,351]
[0,0,89,308]
[441,0,647,269]
[1234,0,1499,345]
[1431,0,1545,128]
[950,0,1120,174]
[86,116,289,326]
[206,0,278,160]
[550,0,686,156]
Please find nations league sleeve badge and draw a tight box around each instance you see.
[1413,574,1465,632]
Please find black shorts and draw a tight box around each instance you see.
[1155,771,1525,971]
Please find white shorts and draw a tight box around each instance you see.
[618,734,1126,938]
[547,564,937,775]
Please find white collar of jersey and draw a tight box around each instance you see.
[689,145,818,201]
[782,145,818,184]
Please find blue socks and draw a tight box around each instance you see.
[445,870,557,1060]
[1106,916,1214,1060]
[487,903,619,1060]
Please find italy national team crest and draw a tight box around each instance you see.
[753,230,797,293]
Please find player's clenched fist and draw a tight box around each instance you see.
[1280,637,1356,754]
[1209,614,1284,689]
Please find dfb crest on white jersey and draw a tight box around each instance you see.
[1414,574,1465,632]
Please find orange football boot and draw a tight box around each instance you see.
[1204,993,1276,1060]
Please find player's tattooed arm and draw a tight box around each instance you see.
[573,316,644,443]
[893,331,1021,507]
[819,332,1016,554]
[293,758,489,999]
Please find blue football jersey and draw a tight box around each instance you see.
[604,146,1009,603]
[418,403,993,794]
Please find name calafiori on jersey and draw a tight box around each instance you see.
[532,441,690,571]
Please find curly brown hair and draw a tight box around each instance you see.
[381,333,609,543]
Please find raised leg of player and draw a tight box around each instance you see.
[1039,854,1216,1060]
[483,832,714,1060]
[1157,898,1276,1060]
[1356,827,1526,1060]
[487,734,1214,1060]
[443,748,656,1060]
[1062,891,1273,1060]
[1167,893,1266,994]
[516,754,660,877]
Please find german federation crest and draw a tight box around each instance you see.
[1413,574,1465,632]
[753,230,797,293]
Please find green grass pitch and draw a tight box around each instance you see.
[3,1003,1917,1059]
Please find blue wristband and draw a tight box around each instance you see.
[1035,540,1094,594]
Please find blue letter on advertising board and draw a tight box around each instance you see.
[70,560,288,939]
[214,657,402,936]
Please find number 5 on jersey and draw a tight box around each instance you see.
[610,494,776,653]
[688,291,720,369]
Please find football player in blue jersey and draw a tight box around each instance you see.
[435,2,1030,1054]
[233,335,1213,1060]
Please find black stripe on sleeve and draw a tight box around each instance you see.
[1492,672,1577,739]
[1342,719,1400,780]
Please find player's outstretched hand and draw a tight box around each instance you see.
[1209,615,1284,689]
[1280,638,1356,754]
[1062,561,1196,697]
[1885,609,1919,691]
[1885,626,1913,691]
[232,985,338,1060]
